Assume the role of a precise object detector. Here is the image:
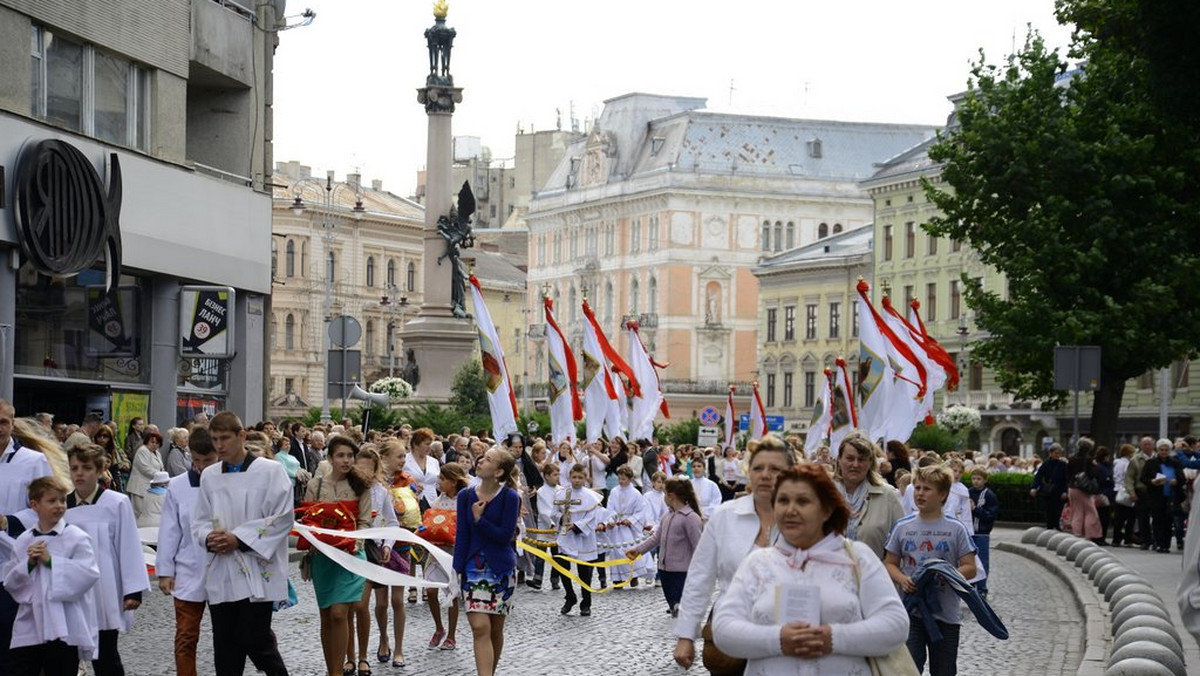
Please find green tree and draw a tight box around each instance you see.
[924,20,1200,447]
[449,360,490,419]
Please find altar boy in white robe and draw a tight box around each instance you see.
[689,458,723,520]
[601,465,653,586]
[191,412,291,676]
[550,464,604,616]
[155,426,220,676]
[35,443,148,676]
[3,477,100,676]
[0,398,54,671]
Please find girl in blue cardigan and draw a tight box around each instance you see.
[452,448,520,676]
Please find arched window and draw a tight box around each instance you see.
[774,221,783,252]
[285,240,295,277]
[762,221,771,251]
[387,259,396,287]
[366,256,375,287]
[818,222,829,239]
[284,314,295,350]
[648,276,658,313]
[832,223,843,234]
[630,277,640,315]
[365,320,375,355]
[786,221,795,249]
[326,251,336,282]
[300,241,308,278]
[406,262,416,292]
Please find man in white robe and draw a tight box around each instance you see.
[0,399,57,672]
[191,412,291,676]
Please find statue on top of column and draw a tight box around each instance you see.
[437,181,476,318]
[425,1,456,85]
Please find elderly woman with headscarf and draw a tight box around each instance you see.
[832,432,906,560]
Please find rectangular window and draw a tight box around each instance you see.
[927,231,938,256]
[43,29,84,132]
[803,371,814,408]
[766,374,776,408]
[804,304,817,340]
[926,283,937,321]
[905,222,915,258]
[285,377,294,393]
[903,285,914,309]
[1174,360,1190,388]
[829,302,840,339]
[784,372,794,408]
[952,238,963,253]
[1138,370,1155,390]
[605,225,614,256]
[784,306,797,341]
[950,280,961,320]
[630,219,641,253]
[883,225,893,261]
[970,361,984,391]
[852,300,859,337]
[648,216,659,251]
[766,308,777,343]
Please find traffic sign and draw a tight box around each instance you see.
[329,315,362,348]
[699,407,720,426]
[698,426,720,446]
[739,413,785,432]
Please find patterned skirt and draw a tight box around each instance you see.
[460,554,516,615]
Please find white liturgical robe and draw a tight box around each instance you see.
[155,470,207,603]
[192,455,293,604]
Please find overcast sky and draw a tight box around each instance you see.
[271,0,1075,198]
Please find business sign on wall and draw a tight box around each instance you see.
[179,286,236,358]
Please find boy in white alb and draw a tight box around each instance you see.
[530,462,564,591]
[3,477,100,676]
[602,466,652,586]
[155,427,220,676]
[192,412,292,676]
[688,459,722,519]
[0,399,54,668]
[550,464,603,616]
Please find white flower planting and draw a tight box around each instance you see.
[936,405,981,434]
[368,377,413,402]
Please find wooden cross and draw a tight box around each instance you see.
[554,488,582,534]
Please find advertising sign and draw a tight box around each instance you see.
[180,286,236,358]
[86,285,140,357]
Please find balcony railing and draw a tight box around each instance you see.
[660,379,753,395]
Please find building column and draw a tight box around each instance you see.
[0,246,16,401]
[226,293,265,422]
[149,276,180,427]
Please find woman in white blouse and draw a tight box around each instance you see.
[404,427,441,506]
[712,464,909,675]
[673,435,793,669]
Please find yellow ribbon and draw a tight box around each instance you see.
[516,540,636,594]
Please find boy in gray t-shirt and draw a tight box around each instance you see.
[885,465,976,676]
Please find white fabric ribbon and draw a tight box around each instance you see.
[294,524,455,592]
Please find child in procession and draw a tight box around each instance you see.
[551,464,604,616]
[602,465,652,587]
[424,464,468,652]
[3,477,101,676]
[375,438,418,668]
[529,462,564,591]
[349,446,399,674]
[968,467,999,598]
[625,476,703,618]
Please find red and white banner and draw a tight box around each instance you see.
[626,321,668,442]
[855,279,926,443]
[581,300,640,442]
[829,357,857,455]
[544,296,581,444]
[750,381,768,440]
[469,275,519,438]
[804,369,832,457]
[724,385,737,450]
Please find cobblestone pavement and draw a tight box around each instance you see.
[117,547,1082,676]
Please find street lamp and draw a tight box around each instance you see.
[289,170,363,422]
[380,285,409,378]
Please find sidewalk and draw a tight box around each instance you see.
[992,525,1200,670]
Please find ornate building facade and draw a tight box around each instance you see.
[525,93,937,418]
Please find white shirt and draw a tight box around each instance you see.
[3,521,101,660]
[675,495,766,640]
[155,472,207,603]
[691,475,723,519]
[946,482,975,536]
[192,456,293,604]
[404,454,441,504]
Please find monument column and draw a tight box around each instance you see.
[398,1,477,401]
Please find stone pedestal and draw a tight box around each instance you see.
[400,80,476,402]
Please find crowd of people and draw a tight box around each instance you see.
[0,397,1039,676]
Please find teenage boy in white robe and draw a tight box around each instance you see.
[192,412,292,676]
[550,464,603,617]
[2,477,101,676]
[0,399,54,671]
[156,426,220,676]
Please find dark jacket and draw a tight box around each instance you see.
[905,559,1009,641]
[1032,458,1068,498]
[1141,455,1185,506]
[452,485,520,575]
[968,485,999,534]
[1094,461,1115,498]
